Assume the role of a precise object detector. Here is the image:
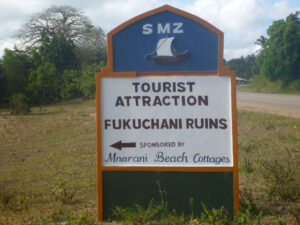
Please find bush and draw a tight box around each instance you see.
[287,79,300,92]
[9,93,31,115]
[260,150,300,201]
[79,63,99,99]
[250,74,282,93]
[60,69,81,100]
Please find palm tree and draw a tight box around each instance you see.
[255,35,267,54]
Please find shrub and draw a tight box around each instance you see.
[288,79,300,92]
[9,93,31,115]
[260,150,300,201]
[199,203,231,225]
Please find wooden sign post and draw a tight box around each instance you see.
[96,5,238,221]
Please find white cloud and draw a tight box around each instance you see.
[85,0,160,32]
[182,0,299,59]
[0,39,15,57]
[0,0,299,59]
[269,0,293,19]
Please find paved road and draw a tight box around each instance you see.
[237,91,300,118]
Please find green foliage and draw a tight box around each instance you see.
[234,209,262,225]
[28,62,58,106]
[287,79,300,93]
[1,48,31,97]
[255,35,267,54]
[79,63,101,98]
[112,200,181,225]
[0,60,7,105]
[248,73,283,93]
[199,203,231,224]
[258,11,300,87]
[225,54,258,80]
[0,101,299,224]
[260,150,300,201]
[0,5,106,107]
[240,158,254,173]
[239,191,258,216]
[9,93,31,115]
[111,200,265,225]
[38,34,79,74]
[47,209,94,225]
[60,69,81,100]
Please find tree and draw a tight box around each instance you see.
[255,35,267,54]
[75,26,106,65]
[258,11,300,85]
[60,69,81,100]
[1,48,31,98]
[0,60,7,105]
[28,62,58,110]
[38,33,79,74]
[17,5,91,46]
[225,54,258,79]
[1,5,107,107]
[17,5,106,67]
[78,63,103,98]
[9,93,31,115]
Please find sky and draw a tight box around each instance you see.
[0,0,299,60]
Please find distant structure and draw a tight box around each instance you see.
[236,77,249,85]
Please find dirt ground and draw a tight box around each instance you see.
[237,91,300,118]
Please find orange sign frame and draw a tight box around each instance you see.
[96,5,239,221]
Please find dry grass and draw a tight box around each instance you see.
[0,100,97,224]
[0,100,299,224]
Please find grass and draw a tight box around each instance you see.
[238,74,300,95]
[0,99,299,224]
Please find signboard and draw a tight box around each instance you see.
[96,4,238,221]
[102,76,233,167]
[112,10,219,72]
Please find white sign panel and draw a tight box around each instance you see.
[101,76,233,167]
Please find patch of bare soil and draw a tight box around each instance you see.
[237,101,300,118]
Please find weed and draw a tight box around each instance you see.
[260,150,300,201]
[156,181,168,219]
[1,100,299,224]
[234,209,262,225]
[112,200,169,224]
[241,158,254,173]
[65,210,94,225]
[239,188,259,216]
[51,179,76,204]
[246,140,261,153]
[188,198,194,220]
[239,139,262,153]
[199,203,231,225]
[111,184,188,225]
[48,209,94,225]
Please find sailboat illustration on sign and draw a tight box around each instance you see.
[146,37,189,65]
